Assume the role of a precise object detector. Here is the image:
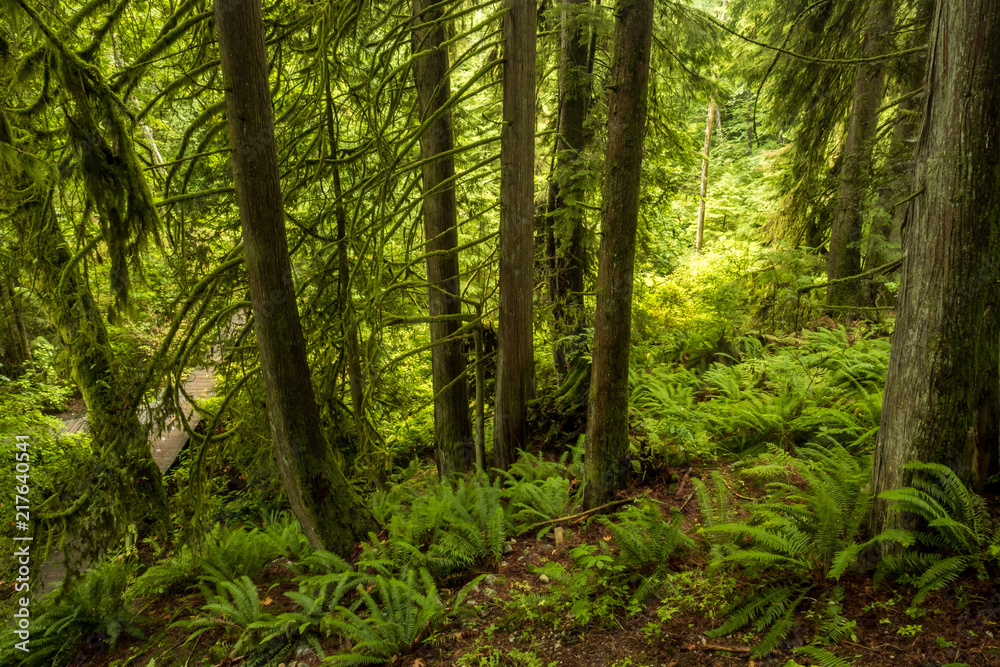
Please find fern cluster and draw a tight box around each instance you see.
[700,443,874,656]
[0,560,143,667]
[631,325,890,464]
[875,462,1000,605]
[598,499,696,605]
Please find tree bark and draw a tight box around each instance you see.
[214,0,373,554]
[825,0,893,312]
[494,0,537,471]
[412,0,475,477]
[695,100,715,253]
[548,0,592,376]
[583,0,654,509]
[869,0,1000,536]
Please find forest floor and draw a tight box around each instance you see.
[67,460,1000,667]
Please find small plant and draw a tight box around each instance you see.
[699,443,881,657]
[172,575,266,656]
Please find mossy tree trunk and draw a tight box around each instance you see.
[869,0,1000,537]
[412,0,475,477]
[213,0,374,554]
[494,0,537,470]
[583,0,654,509]
[825,0,893,312]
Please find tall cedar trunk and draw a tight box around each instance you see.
[825,0,893,311]
[583,0,654,509]
[412,0,475,476]
[548,0,591,376]
[695,100,715,253]
[494,0,537,470]
[863,0,933,306]
[214,0,373,554]
[868,0,1000,537]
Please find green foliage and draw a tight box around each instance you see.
[172,575,264,657]
[875,462,1000,606]
[326,567,458,665]
[631,325,890,466]
[701,443,874,656]
[598,499,696,605]
[0,559,142,667]
[131,514,305,597]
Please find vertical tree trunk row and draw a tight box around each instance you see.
[412,0,475,477]
[584,0,655,509]
[495,0,537,471]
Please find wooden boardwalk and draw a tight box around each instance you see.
[36,369,215,595]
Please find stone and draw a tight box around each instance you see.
[484,574,499,586]
[554,526,565,548]
[538,574,550,583]
[503,543,513,555]
[483,587,497,598]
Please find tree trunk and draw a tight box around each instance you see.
[494,0,537,471]
[0,273,33,375]
[825,0,893,312]
[213,0,373,554]
[548,0,592,377]
[583,0,654,509]
[863,0,933,307]
[695,100,715,253]
[412,0,475,477]
[869,0,1000,537]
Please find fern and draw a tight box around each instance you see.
[598,499,696,606]
[172,575,266,656]
[792,644,854,667]
[701,443,873,656]
[327,568,448,665]
[874,461,1000,605]
[0,559,143,667]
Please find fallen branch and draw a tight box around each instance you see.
[527,495,640,531]
[797,259,904,294]
[683,642,751,653]
[678,492,695,511]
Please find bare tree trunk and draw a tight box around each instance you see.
[695,100,715,253]
[869,0,1000,537]
[494,0,537,471]
[583,0,655,509]
[825,0,893,312]
[214,0,373,554]
[412,0,475,477]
